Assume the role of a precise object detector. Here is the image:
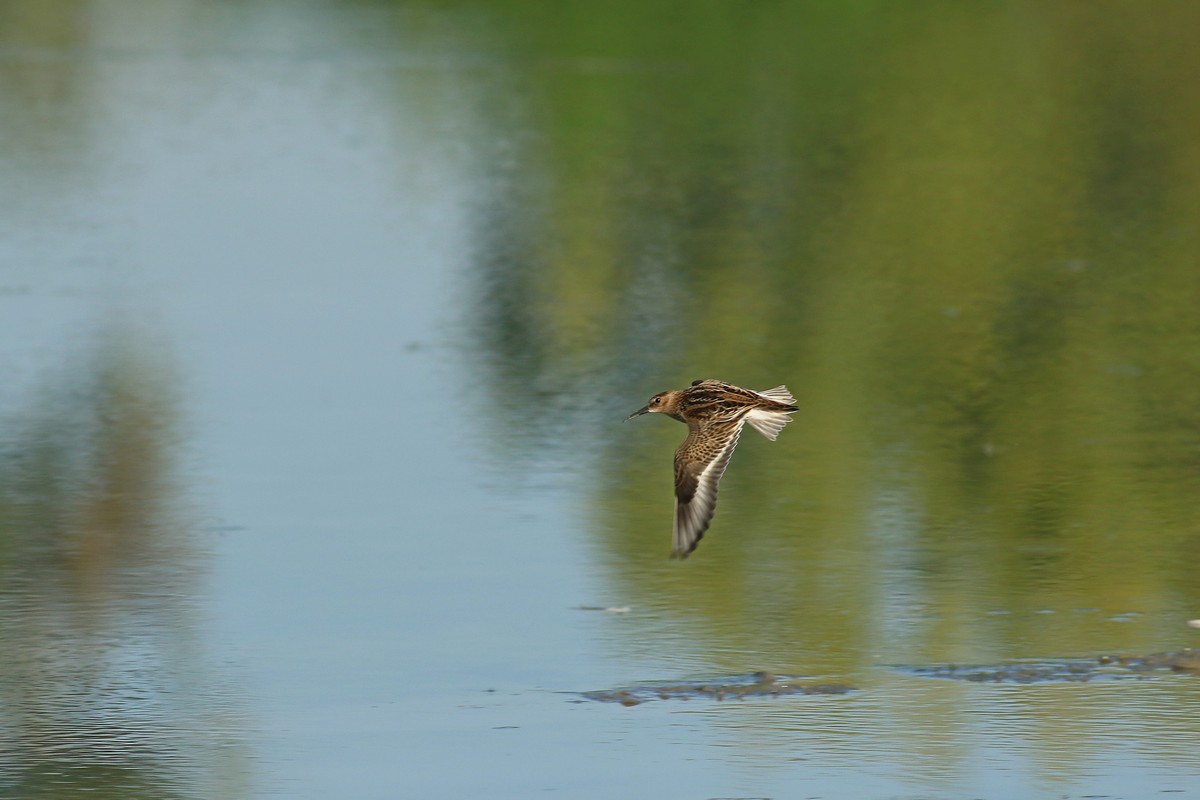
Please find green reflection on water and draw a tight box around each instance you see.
[0,333,247,800]
[461,1,1200,672]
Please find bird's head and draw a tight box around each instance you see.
[625,391,676,421]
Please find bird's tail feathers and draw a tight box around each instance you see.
[755,385,796,407]
[745,408,793,441]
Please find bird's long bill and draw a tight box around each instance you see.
[624,405,650,421]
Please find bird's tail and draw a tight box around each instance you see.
[755,385,796,407]
[746,385,797,440]
[745,408,793,440]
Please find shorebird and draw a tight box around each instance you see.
[625,379,797,557]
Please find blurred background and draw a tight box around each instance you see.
[1,2,1198,798]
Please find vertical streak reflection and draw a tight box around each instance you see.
[0,330,247,800]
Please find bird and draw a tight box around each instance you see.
[625,379,797,558]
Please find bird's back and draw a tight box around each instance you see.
[678,380,795,426]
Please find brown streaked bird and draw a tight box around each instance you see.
[625,379,798,558]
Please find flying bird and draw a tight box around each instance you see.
[625,379,797,557]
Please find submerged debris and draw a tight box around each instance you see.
[585,652,1198,705]
[895,649,1200,684]
[1100,649,1200,672]
[583,671,854,705]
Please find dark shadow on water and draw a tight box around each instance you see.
[583,671,854,706]
[891,649,1200,684]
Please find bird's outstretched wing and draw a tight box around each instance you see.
[672,418,746,558]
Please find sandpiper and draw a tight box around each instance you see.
[625,379,798,558]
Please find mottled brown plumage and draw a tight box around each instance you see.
[625,379,797,557]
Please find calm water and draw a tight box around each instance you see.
[2,2,1199,798]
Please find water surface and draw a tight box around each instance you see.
[1,2,1199,798]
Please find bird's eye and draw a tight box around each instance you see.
[651,397,659,405]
